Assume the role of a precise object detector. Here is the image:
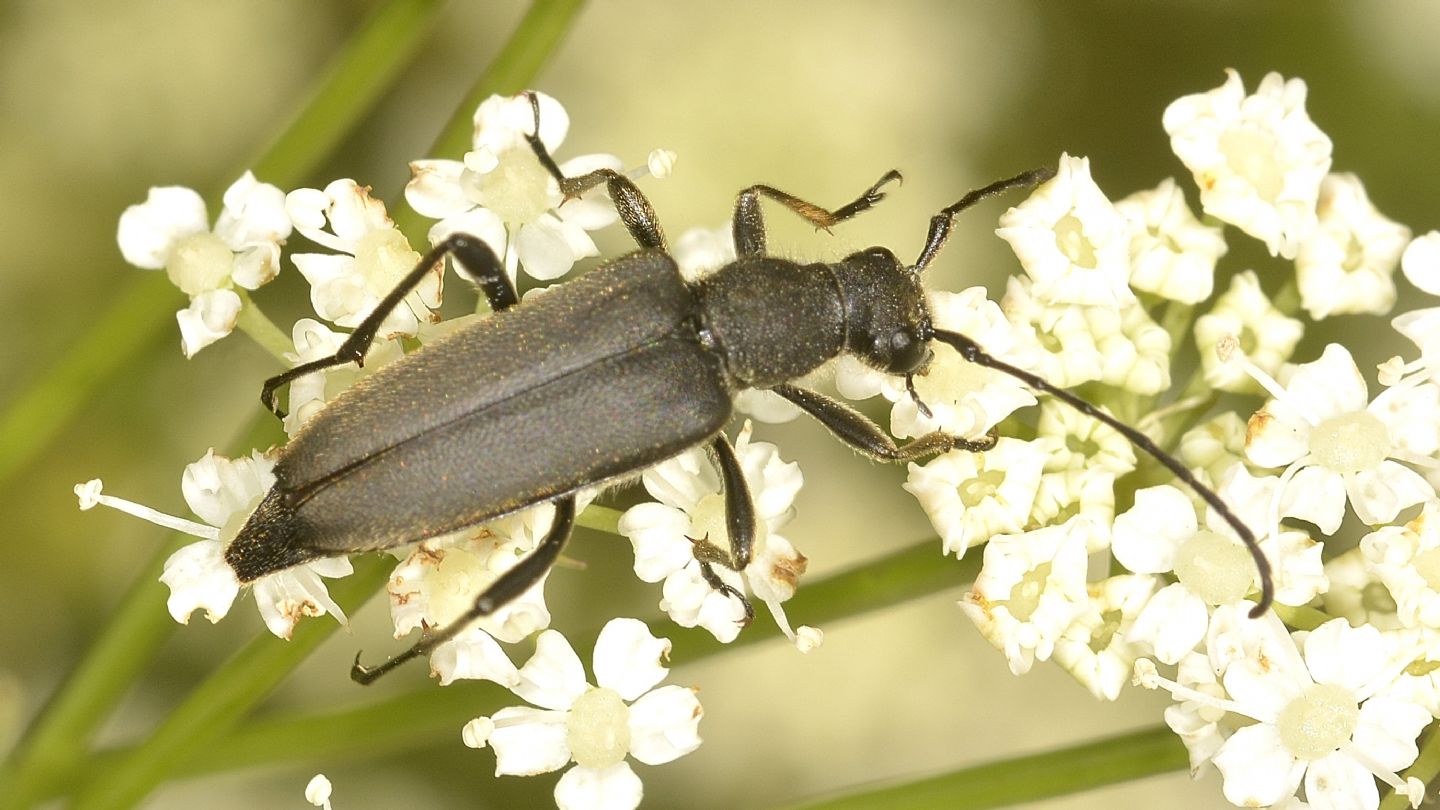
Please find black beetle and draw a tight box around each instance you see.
[227,93,1272,683]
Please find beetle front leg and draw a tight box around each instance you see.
[260,232,516,417]
[772,383,996,461]
[351,495,577,685]
[732,170,902,257]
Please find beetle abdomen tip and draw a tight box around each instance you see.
[226,487,314,582]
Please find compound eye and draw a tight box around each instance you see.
[888,328,929,373]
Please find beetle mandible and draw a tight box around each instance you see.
[227,92,1273,683]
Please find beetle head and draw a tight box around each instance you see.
[832,246,933,376]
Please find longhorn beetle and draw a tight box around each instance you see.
[228,92,1273,684]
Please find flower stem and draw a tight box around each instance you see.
[0,0,447,492]
[781,725,1186,810]
[235,289,295,362]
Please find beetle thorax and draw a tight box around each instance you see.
[695,256,846,388]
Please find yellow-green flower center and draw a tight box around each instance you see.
[428,547,491,626]
[354,228,422,296]
[476,149,553,225]
[165,232,232,296]
[1309,411,1388,473]
[567,687,631,769]
[1173,530,1252,606]
[1005,562,1051,622]
[1053,214,1098,269]
[1219,127,1283,201]
[1276,682,1359,760]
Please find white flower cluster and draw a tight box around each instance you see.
[90,72,1440,809]
[832,70,1437,809]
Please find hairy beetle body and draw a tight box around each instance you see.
[227,250,732,581]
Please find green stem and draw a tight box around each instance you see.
[235,289,295,361]
[783,726,1187,810]
[50,537,973,793]
[68,559,392,810]
[0,538,184,810]
[0,0,447,493]
[0,410,284,810]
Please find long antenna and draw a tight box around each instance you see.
[931,328,1273,617]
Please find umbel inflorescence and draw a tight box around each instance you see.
[82,73,1440,809]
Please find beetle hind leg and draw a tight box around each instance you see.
[260,232,518,418]
[350,496,577,685]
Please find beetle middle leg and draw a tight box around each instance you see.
[260,232,517,417]
[685,435,759,623]
[351,495,578,685]
[731,169,902,257]
[772,383,996,461]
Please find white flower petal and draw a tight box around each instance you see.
[405,159,472,219]
[430,630,521,687]
[1301,619,1387,693]
[251,566,347,640]
[554,762,642,810]
[618,503,696,583]
[1212,723,1305,807]
[216,171,292,248]
[514,629,589,710]
[1304,751,1378,810]
[118,185,209,269]
[1352,696,1430,772]
[1346,461,1434,526]
[1401,231,1440,295]
[515,217,580,281]
[591,618,670,702]
[176,289,242,357]
[627,685,703,765]
[1125,582,1208,665]
[159,539,240,624]
[489,706,570,776]
[1280,465,1347,535]
[1110,485,1196,574]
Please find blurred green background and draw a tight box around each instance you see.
[3,1,1439,807]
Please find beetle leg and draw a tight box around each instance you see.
[732,169,902,257]
[351,495,577,685]
[521,92,667,251]
[708,434,757,570]
[912,166,1056,272]
[698,560,755,626]
[772,383,993,461]
[259,232,516,417]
